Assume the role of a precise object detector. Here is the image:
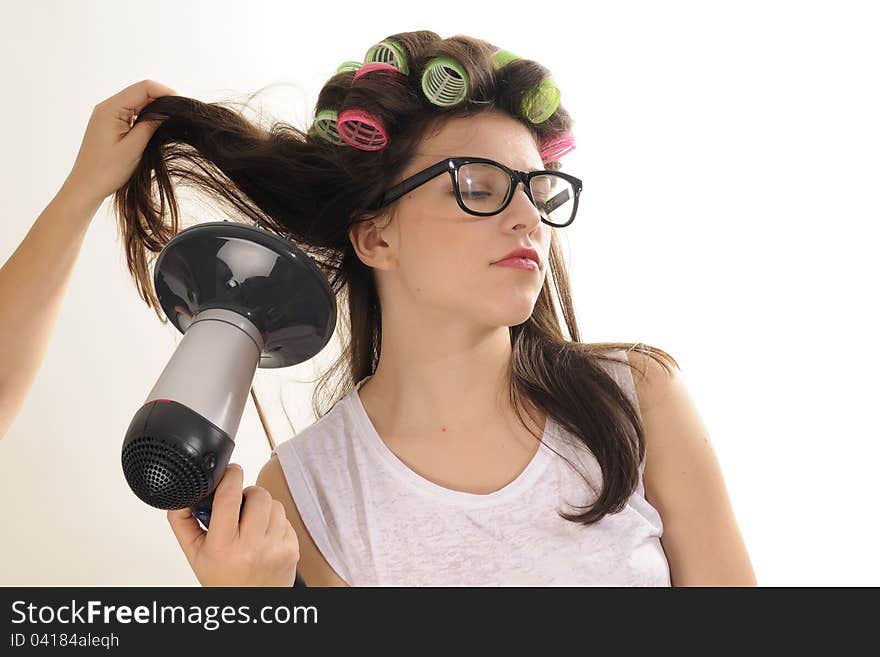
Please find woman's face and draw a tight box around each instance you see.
[355,110,553,330]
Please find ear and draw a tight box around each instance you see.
[348,210,398,270]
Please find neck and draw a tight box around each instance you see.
[358,326,537,441]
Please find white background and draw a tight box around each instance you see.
[1,0,877,586]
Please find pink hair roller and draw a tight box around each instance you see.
[352,62,405,81]
[336,108,389,151]
[540,133,576,163]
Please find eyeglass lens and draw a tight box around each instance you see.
[457,162,576,226]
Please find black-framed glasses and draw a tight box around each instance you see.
[367,157,583,228]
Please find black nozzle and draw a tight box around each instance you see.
[121,399,234,510]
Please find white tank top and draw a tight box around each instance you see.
[272,351,671,586]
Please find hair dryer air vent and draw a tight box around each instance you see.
[122,433,212,509]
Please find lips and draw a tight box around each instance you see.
[493,257,540,272]
[492,247,541,269]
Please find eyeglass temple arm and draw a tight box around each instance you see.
[369,162,451,211]
[543,187,573,213]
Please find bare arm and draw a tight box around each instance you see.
[629,350,758,586]
[0,80,180,441]
[0,183,102,439]
[257,453,351,587]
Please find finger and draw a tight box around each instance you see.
[99,79,180,114]
[267,500,289,539]
[285,522,298,545]
[285,523,301,559]
[239,486,273,544]
[124,111,169,151]
[207,464,244,545]
[166,507,205,565]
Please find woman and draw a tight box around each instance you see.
[119,31,756,586]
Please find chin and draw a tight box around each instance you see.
[483,302,537,328]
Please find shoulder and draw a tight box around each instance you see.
[623,347,705,490]
[624,347,758,585]
[624,348,680,414]
[256,453,350,587]
[624,346,709,504]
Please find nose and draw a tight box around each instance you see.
[503,180,542,230]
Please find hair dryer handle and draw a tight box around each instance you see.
[191,493,307,588]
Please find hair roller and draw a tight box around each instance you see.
[364,39,409,75]
[311,109,345,145]
[352,62,406,82]
[492,49,521,69]
[337,61,363,74]
[539,133,576,163]
[420,56,470,108]
[492,48,562,124]
[522,78,561,124]
[336,108,389,151]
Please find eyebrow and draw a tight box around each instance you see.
[442,157,547,173]
[497,160,546,173]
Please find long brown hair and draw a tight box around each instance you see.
[113,30,679,525]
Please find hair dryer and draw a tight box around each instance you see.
[120,221,337,587]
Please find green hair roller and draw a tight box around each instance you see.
[522,77,561,124]
[312,109,345,145]
[421,56,469,107]
[492,48,561,123]
[336,61,363,74]
[492,49,521,69]
[364,40,409,75]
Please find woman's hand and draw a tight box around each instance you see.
[167,463,301,587]
[62,79,179,208]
